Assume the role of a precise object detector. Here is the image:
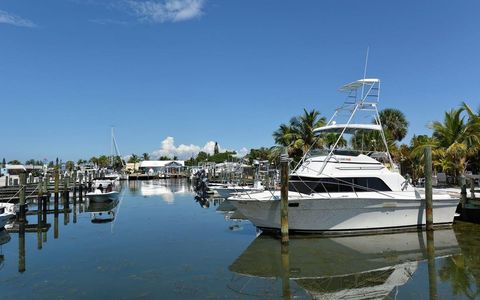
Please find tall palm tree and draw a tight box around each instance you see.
[273,109,326,159]
[142,153,150,161]
[292,109,327,154]
[378,108,409,142]
[428,106,480,179]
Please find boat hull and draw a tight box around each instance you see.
[86,191,119,202]
[230,194,459,234]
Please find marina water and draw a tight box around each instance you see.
[1,179,479,299]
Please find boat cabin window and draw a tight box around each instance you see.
[289,176,391,194]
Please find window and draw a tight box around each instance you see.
[289,176,391,194]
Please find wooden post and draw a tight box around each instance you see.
[19,173,27,222]
[424,146,434,231]
[460,175,467,208]
[54,165,59,200]
[280,154,289,243]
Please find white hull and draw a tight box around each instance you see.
[211,186,263,199]
[86,191,119,202]
[230,191,459,233]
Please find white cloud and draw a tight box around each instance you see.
[0,10,36,28]
[234,147,249,158]
[126,0,205,23]
[151,137,246,160]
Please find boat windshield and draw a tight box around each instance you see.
[307,149,361,158]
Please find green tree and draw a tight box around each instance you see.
[8,160,21,165]
[128,154,140,172]
[65,161,75,172]
[89,156,99,166]
[379,108,409,142]
[196,151,209,163]
[158,156,171,160]
[97,155,110,168]
[429,107,480,179]
[142,153,150,161]
[214,142,219,155]
[273,108,326,160]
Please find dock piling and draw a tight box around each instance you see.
[424,146,433,231]
[19,173,27,222]
[280,153,289,243]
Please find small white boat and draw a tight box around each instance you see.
[0,203,16,228]
[86,190,119,202]
[210,181,265,199]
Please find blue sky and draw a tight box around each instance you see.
[1,0,479,162]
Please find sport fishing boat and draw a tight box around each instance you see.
[229,78,459,234]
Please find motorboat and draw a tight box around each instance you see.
[229,229,460,299]
[209,180,265,199]
[229,78,459,234]
[0,203,16,228]
[86,189,119,202]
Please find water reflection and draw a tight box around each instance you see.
[441,222,480,299]
[229,230,461,299]
[131,180,192,204]
[0,230,11,270]
[86,200,119,223]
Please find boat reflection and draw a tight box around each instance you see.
[86,200,119,223]
[0,229,11,270]
[229,230,460,299]
[139,180,191,204]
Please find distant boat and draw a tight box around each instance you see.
[0,203,16,228]
[229,78,459,234]
[210,180,265,199]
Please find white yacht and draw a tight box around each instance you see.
[229,78,459,234]
[0,203,16,228]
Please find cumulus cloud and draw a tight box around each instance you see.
[234,147,249,158]
[0,10,36,28]
[151,137,247,160]
[126,0,205,23]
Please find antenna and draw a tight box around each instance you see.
[360,47,370,101]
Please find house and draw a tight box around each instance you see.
[138,160,185,175]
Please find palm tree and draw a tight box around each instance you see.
[142,153,150,161]
[292,109,327,154]
[128,154,140,173]
[273,109,326,160]
[429,108,480,178]
[378,108,409,142]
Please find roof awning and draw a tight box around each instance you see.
[313,123,382,134]
[339,78,379,92]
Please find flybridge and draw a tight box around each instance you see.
[299,77,392,175]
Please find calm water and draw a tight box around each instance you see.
[1,179,479,299]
